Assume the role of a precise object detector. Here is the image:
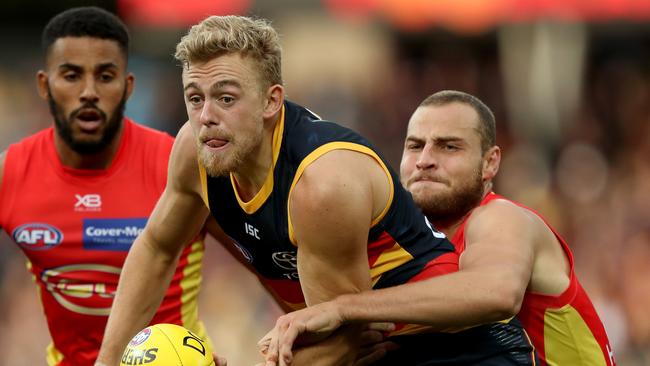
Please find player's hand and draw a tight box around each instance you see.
[258,300,396,366]
[259,300,345,366]
[214,354,227,366]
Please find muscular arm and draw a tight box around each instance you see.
[96,123,210,366]
[282,150,389,366]
[293,150,376,305]
[262,199,539,365]
[334,199,536,327]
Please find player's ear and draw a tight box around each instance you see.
[124,72,135,100]
[262,84,284,120]
[36,71,50,100]
[482,145,500,181]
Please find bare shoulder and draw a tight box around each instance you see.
[292,149,382,210]
[290,150,381,236]
[466,198,539,238]
[167,122,201,195]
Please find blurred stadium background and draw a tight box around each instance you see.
[0,0,649,364]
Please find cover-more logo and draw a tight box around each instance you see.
[83,218,147,251]
[75,194,102,212]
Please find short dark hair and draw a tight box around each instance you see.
[420,90,496,153]
[42,6,130,59]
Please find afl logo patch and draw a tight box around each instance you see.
[129,327,152,346]
[12,223,64,250]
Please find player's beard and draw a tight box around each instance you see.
[411,163,485,223]
[48,86,126,155]
[197,127,264,178]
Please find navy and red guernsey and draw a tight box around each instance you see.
[199,100,537,365]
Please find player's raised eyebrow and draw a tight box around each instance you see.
[183,80,242,93]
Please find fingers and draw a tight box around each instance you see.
[278,321,306,366]
[263,316,292,366]
[215,356,227,366]
[258,330,273,355]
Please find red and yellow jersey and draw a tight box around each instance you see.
[0,119,208,366]
[452,192,616,366]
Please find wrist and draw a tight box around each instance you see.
[334,293,354,324]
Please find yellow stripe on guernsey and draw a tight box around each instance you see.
[179,239,215,352]
[287,142,395,246]
[197,105,285,213]
[46,343,64,366]
[231,105,285,214]
[369,242,413,287]
[544,304,608,366]
[198,163,210,209]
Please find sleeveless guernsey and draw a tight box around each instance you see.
[0,119,209,366]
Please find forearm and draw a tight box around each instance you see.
[338,269,522,330]
[96,236,180,365]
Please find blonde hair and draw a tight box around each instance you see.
[175,15,283,88]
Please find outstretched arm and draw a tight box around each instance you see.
[262,199,537,365]
[96,123,211,366]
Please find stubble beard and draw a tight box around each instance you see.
[411,165,485,223]
[198,129,263,178]
[48,86,126,155]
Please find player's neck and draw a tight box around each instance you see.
[53,125,124,170]
[231,127,275,202]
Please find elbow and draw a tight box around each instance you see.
[489,278,525,320]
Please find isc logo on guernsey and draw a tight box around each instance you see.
[12,223,64,250]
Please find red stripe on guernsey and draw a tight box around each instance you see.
[367,231,397,267]
[261,278,306,308]
[390,252,457,334]
[408,252,458,282]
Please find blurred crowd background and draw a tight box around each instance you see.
[0,0,649,365]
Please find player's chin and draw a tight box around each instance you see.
[410,182,446,197]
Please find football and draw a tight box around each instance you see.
[120,323,215,366]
